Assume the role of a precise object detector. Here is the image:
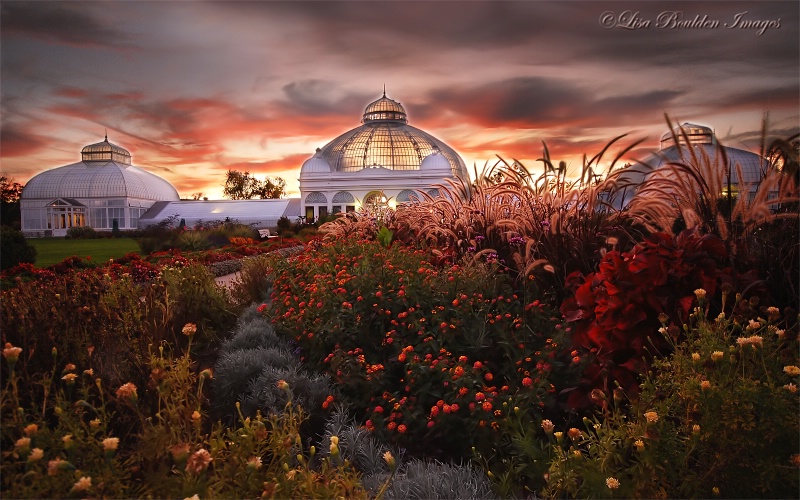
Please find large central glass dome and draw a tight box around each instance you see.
[311,93,468,178]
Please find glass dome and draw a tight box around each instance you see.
[311,93,468,178]
[22,138,179,201]
[81,135,132,165]
[660,123,716,149]
[362,93,408,124]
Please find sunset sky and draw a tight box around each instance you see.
[2,1,798,199]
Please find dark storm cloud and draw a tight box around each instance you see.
[570,1,798,69]
[412,78,684,129]
[1,2,134,48]
[221,1,797,71]
[280,80,373,116]
[0,123,48,158]
[712,85,800,111]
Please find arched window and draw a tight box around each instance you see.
[396,189,420,203]
[304,192,327,204]
[332,191,355,203]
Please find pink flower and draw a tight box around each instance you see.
[185,448,212,475]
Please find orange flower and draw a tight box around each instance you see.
[3,343,22,362]
[115,382,138,402]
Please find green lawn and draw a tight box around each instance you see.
[31,238,140,267]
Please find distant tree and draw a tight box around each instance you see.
[1,174,23,229]
[223,170,286,200]
[254,177,286,199]
[191,192,204,200]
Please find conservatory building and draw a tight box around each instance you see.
[298,92,468,221]
[20,136,180,237]
[613,123,769,207]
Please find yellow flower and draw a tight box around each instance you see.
[783,383,797,393]
[634,439,645,451]
[63,363,76,373]
[694,288,707,300]
[83,368,94,377]
[383,450,396,471]
[102,437,119,451]
[15,437,31,450]
[711,351,724,362]
[23,424,38,436]
[47,458,73,476]
[3,343,22,362]
[691,352,700,361]
[184,495,200,500]
[784,365,800,376]
[90,418,101,430]
[700,380,712,391]
[62,373,78,383]
[541,419,554,434]
[606,477,620,489]
[644,411,659,424]
[276,379,290,391]
[191,410,202,422]
[182,323,197,336]
[567,428,582,440]
[692,424,701,435]
[71,476,92,492]
[28,448,44,462]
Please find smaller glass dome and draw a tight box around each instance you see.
[81,135,132,165]
[362,92,408,124]
[660,123,715,150]
[420,149,451,171]
[301,153,332,174]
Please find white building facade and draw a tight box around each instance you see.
[20,137,179,237]
[298,93,469,221]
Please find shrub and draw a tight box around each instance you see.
[177,230,211,251]
[560,227,730,407]
[267,238,577,460]
[230,254,273,306]
[0,226,36,271]
[65,226,99,239]
[541,292,799,499]
[1,341,367,499]
[206,258,243,277]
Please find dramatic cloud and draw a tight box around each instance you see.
[1,2,135,49]
[1,0,797,199]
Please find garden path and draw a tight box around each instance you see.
[214,272,241,289]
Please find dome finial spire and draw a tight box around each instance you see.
[104,129,108,142]
[383,84,386,98]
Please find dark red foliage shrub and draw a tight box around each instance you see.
[560,227,728,408]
